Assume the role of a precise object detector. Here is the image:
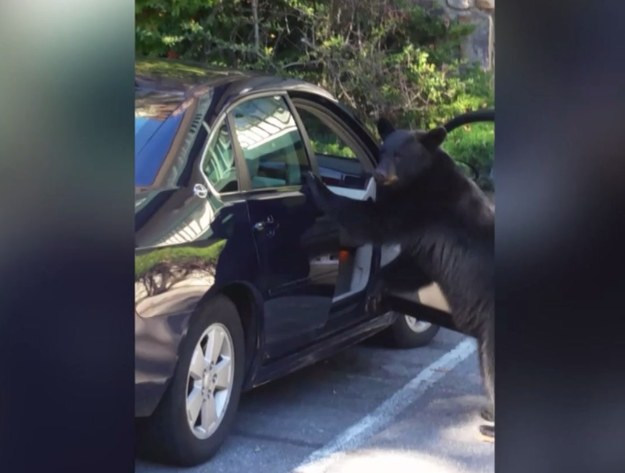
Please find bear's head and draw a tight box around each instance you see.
[373,117,447,188]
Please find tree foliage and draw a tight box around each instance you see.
[136,0,494,177]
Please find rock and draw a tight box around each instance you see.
[458,10,494,70]
[446,0,473,9]
[475,0,495,11]
[414,0,495,71]
[412,0,439,8]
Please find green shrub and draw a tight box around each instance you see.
[136,0,495,178]
[444,122,494,190]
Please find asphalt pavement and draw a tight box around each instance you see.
[136,328,494,473]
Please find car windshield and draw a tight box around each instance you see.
[135,112,185,187]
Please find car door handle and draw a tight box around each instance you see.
[253,215,277,232]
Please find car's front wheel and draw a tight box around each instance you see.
[379,313,440,348]
[137,295,245,466]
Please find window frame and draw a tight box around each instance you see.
[196,89,380,198]
[196,116,241,197]
[199,91,315,195]
[230,93,314,192]
[289,96,378,174]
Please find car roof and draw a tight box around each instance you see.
[136,58,253,91]
[135,58,337,108]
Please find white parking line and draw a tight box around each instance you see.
[293,337,477,473]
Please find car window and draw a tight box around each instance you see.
[202,120,239,193]
[295,105,367,189]
[231,96,310,189]
[296,107,357,160]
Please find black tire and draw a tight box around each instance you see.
[136,295,245,466]
[378,313,440,348]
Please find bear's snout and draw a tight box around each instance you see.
[373,160,398,185]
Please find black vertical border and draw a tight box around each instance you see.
[0,1,135,472]
[497,2,625,472]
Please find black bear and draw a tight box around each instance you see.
[303,117,495,439]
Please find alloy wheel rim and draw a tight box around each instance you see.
[185,323,234,439]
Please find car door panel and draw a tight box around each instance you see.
[290,100,380,331]
[246,191,340,358]
[228,94,342,359]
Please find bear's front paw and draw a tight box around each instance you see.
[479,424,494,442]
[365,294,382,315]
[303,171,321,188]
[303,172,329,209]
[365,279,387,315]
[481,405,494,422]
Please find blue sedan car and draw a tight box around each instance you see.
[134,58,441,466]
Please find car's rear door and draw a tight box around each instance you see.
[228,93,342,359]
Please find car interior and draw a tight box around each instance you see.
[324,175,376,301]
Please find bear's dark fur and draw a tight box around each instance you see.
[303,118,495,438]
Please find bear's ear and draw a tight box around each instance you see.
[377,117,395,140]
[419,126,447,151]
